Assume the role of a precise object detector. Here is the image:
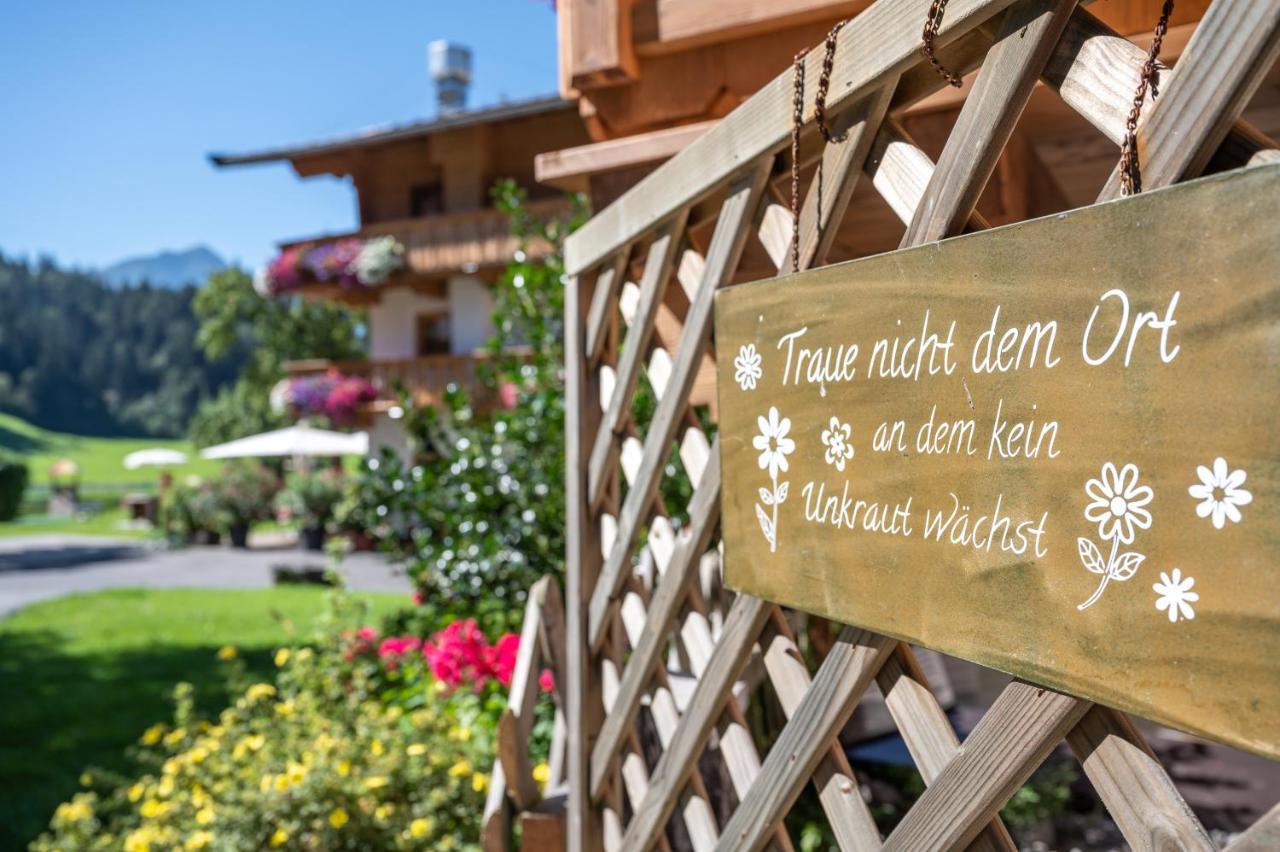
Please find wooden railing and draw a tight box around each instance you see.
[280,198,572,282]
[286,352,495,408]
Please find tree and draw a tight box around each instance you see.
[187,268,365,446]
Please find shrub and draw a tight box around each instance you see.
[214,463,280,526]
[275,469,344,530]
[160,478,227,543]
[32,594,511,852]
[0,453,29,521]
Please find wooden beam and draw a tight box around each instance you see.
[566,0,640,90]
[536,121,718,190]
[633,0,872,57]
[564,0,1020,275]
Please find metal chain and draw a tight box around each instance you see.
[1119,0,1175,196]
[790,21,847,273]
[921,0,963,87]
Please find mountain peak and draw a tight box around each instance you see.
[101,245,228,288]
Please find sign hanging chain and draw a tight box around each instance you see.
[790,1,967,273]
[1119,0,1175,196]
[921,0,964,87]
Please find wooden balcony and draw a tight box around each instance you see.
[278,199,572,304]
[285,351,515,413]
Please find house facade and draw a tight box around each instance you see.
[212,43,590,452]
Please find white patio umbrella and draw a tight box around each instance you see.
[123,448,189,469]
[199,424,368,460]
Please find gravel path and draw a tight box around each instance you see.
[0,534,411,617]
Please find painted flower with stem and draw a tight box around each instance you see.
[752,406,794,552]
[1153,568,1198,623]
[820,416,854,472]
[734,343,763,391]
[1077,462,1153,611]
[1188,457,1252,529]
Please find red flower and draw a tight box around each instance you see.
[486,634,520,687]
[422,619,491,690]
[538,669,555,694]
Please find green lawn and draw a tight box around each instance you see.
[0,411,219,488]
[0,587,403,850]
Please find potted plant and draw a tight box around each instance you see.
[214,463,279,548]
[162,478,227,545]
[275,468,344,551]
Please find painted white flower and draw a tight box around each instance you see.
[752,406,795,480]
[1153,568,1198,623]
[734,343,763,391]
[1188,457,1252,529]
[820,416,854,471]
[1084,462,1153,545]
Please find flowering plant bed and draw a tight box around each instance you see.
[274,370,378,426]
[260,236,404,297]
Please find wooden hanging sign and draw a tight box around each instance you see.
[714,164,1280,759]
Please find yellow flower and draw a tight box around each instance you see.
[184,830,213,850]
[55,798,92,822]
[370,739,385,757]
[270,827,289,847]
[245,683,276,702]
[448,759,471,778]
[127,784,145,803]
[157,776,174,798]
[259,774,273,793]
[124,830,151,852]
[375,803,394,820]
[162,758,181,776]
[139,799,168,819]
[163,728,186,746]
[248,734,266,751]
[217,645,237,661]
[329,807,349,829]
[79,772,94,786]
[406,743,426,757]
[363,775,388,790]
[296,647,313,662]
[532,762,550,785]
[448,725,472,742]
[409,818,433,838]
[274,648,290,667]
[274,775,291,793]
[286,762,307,785]
[275,700,295,717]
[140,724,165,746]
[336,760,351,777]
[385,706,402,721]
[472,772,489,792]
[195,806,214,825]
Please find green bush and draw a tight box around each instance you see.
[215,463,280,526]
[31,591,553,851]
[160,478,226,542]
[275,469,344,530]
[0,453,29,520]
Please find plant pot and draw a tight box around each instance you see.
[228,522,250,549]
[302,526,327,551]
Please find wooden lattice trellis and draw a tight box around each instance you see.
[554,0,1280,849]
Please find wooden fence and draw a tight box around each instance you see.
[550,0,1279,849]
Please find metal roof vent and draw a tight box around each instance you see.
[428,40,472,116]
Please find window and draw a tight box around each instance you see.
[409,182,444,217]
[417,311,451,356]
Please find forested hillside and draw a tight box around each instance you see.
[0,253,247,437]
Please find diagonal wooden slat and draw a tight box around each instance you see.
[1066,706,1214,851]
[564,0,1021,275]
[759,614,884,850]
[876,646,1017,851]
[712,626,896,852]
[589,447,721,798]
[1095,0,1280,200]
[881,682,1091,852]
[587,214,689,510]
[619,594,775,852]
[794,82,898,271]
[901,0,1079,246]
[585,253,629,366]
[588,163,769,650]
[1227,803,1280,852]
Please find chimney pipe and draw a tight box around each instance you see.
[428,40,472,116]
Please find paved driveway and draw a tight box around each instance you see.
[0,535,411,617]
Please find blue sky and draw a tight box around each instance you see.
[0,1,560,271]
